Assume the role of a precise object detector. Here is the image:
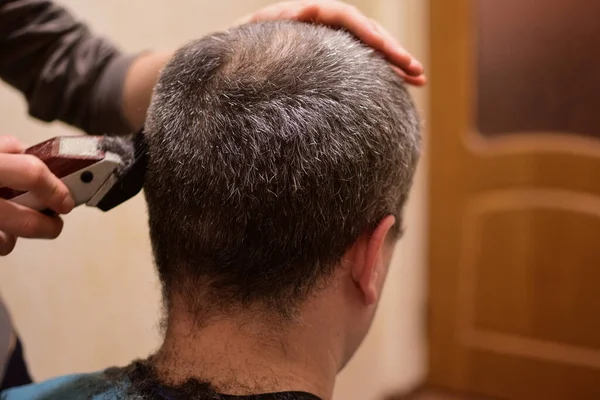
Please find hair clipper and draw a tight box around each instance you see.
[0,131,147,214]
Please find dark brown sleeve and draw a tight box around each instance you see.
[0,0,136,135]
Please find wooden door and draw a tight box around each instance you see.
[428,0,600,399]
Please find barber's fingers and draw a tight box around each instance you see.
[0,135,24,154]
[367,19,426,86]
[0,231,17,257]
[296,3,424,77]
[0,199,63,241]
[390,66,427,87]
[237,1,426,86]
[0,153,74,214]
[0,135,67,256]
[0,134,73,213]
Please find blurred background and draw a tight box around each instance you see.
[4,0,600,399]
[0,1,427,400]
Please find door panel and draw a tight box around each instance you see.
[476,0,600,138]
[428,0,600,398]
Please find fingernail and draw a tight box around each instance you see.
[370,19,384,39]
[370,19,380,32]
[61,196,75,214]
[409,59,424,73]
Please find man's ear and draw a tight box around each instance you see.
[351,215,396,305]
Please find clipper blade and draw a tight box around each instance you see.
[99,136,135,177]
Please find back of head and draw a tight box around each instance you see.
[144,21,420,319]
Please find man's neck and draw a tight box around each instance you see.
[153,307,341,400]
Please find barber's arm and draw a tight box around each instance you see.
[0,0,168,134]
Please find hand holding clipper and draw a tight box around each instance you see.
[0,132,146,255]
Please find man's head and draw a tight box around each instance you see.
[144,21,419,367]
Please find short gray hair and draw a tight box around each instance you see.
[144,21,420,319]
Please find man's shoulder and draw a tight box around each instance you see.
[0,370,129,400]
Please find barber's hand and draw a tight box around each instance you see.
[0,136,74,256]
[235,0,426,86]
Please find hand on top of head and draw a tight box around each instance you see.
[234,0,426,86]
[0,135,74,256]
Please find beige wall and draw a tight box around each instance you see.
[0,1,428,399]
